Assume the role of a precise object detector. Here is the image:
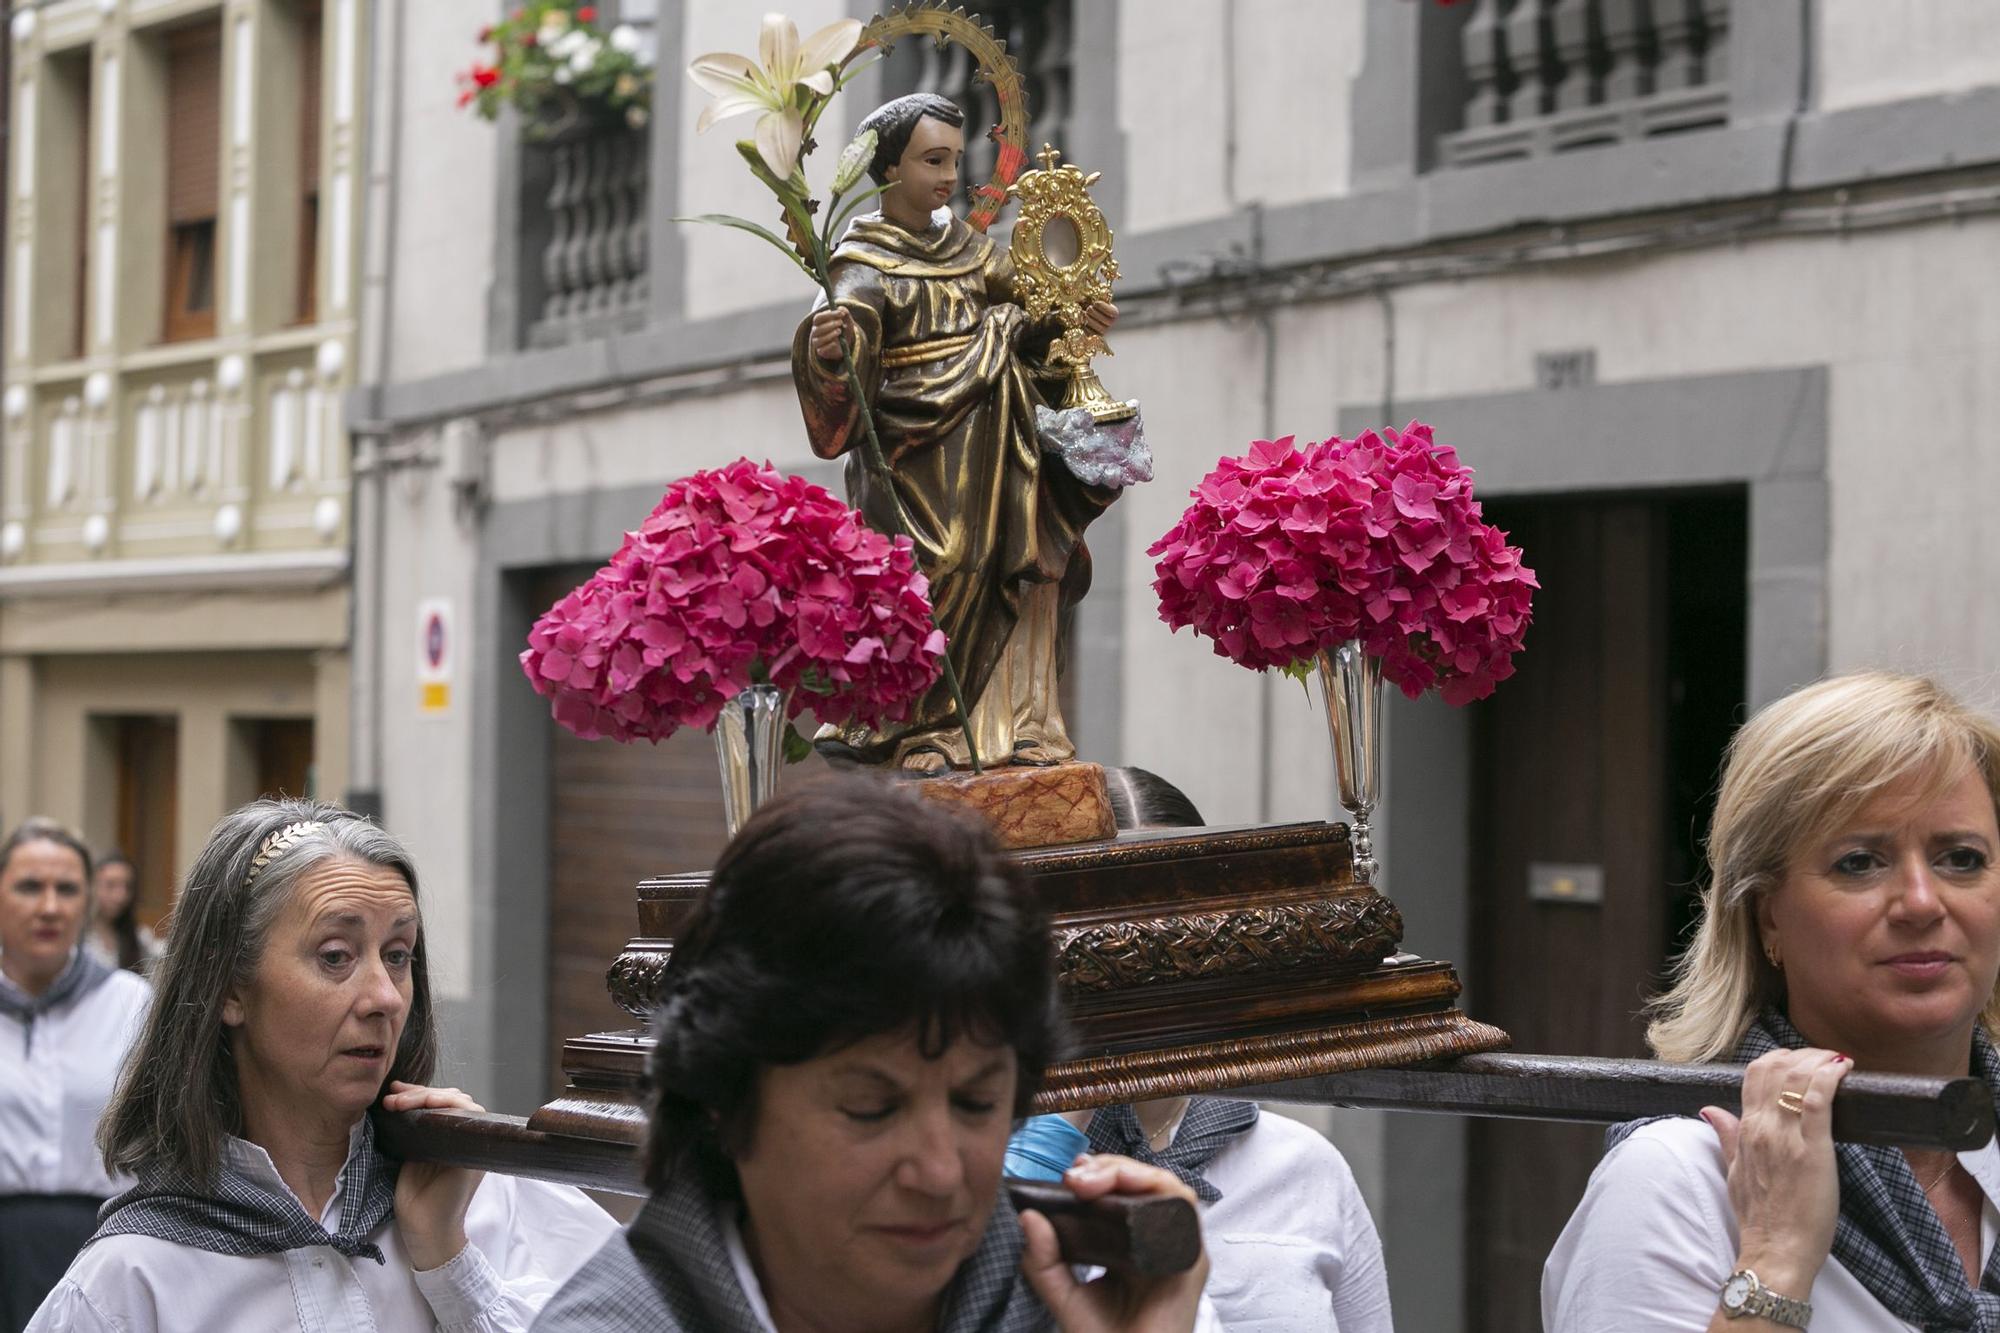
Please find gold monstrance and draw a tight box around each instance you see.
[1009,144,1136,423]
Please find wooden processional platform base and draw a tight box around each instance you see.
[530,819,1508,1139]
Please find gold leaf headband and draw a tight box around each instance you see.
[243,821,327,888]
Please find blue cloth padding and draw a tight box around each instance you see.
[1003,1115,1089,1182]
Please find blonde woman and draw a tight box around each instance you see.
[1544,672,2000,1330]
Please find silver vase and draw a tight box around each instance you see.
[1315,641,1383,886]
[713,684,788,840]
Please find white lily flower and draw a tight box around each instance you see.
[688,13,863,178]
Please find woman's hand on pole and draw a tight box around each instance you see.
[1702,1046,1852,1301]
[1019,1154,1209,1333]
[383,1080,488,1273]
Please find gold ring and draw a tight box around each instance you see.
[1776,1089,1807,1115]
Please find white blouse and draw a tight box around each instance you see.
[1543,1117,2000,1332]
[1195,1110,1394,1332]
[0,968,150,1198]
[29,1133,619,1332]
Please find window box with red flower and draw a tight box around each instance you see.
[457,1,652,139]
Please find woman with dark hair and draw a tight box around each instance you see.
[82,853,160,974]
[28,798,615,1332]
[794,92,1120,774]
[533,775,1217,1332]
[0,818,149,1331]
[1008,769,1393,1330]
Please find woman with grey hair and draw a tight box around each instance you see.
[1545,673,2000,1330]
[0,818,150,1331]
[28,798,616,1332]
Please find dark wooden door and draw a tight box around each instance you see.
[533,569,837,1096]
[114,716,180,928]
[1465,490,1746,1331]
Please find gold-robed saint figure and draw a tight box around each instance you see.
[793,93,1126,774]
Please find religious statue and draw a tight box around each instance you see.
[792,92,1138,775]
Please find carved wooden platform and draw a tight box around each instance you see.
[539,820,1508,1131]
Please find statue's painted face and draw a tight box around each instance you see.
[883,115,963,226]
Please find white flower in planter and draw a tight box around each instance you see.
[610,24,642,56]
[569,40,600,75]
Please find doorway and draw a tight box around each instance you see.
[111,715,179,928]
[1464,488,1747,1331]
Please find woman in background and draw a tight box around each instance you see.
[83,853,160,974]
[1008,767,1395,1331]
[0,819,151,1332]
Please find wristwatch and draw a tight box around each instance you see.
[1719,1269,1812,1327]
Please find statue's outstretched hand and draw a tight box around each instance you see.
[1084,302,1118,336]
[811,308,854,363]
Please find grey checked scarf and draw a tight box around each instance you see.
[532,1168,1051,1331]
[1086,1097,1259,1203]
[1742,1009,2000,1331]
[1609,1008,2000,1331]
[0,947,113,1055]
[90,1116,400,1264]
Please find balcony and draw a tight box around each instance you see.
[520,120,651,350]
[1439,0,1730,168]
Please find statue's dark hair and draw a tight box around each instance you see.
[643,774,1061,1198]
[858,92,966,185]
[1104,767,1206,831]
[99,798,436,1187]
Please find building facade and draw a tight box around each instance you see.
[2,0,362,916]
[353,2,2000,1328]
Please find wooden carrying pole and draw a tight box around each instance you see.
[373,1109,1202,1277]
[374,1054,1989,1278]
[1236,1052,1997,1152]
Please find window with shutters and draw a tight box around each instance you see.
[878,0,1073,195]
[43,49,94,361]
[297,0,322,324]
[163,21,222,343]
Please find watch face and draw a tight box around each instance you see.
[1721,1274,1754,1311]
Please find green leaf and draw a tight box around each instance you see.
[831,52,884,93]
[828,180,894,237]
[782,723,815,765]
[1279,658,1317,684]
[735,140,805,202]
[671,214,815,278]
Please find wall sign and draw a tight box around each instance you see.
[417,598,453,715]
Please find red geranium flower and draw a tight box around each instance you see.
[472,65,500,88]
[576,5,597,21]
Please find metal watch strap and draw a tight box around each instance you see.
[1744,1283,1811,1328]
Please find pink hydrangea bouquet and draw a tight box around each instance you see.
[521,458,946,747]
[1148,423,1536,706]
